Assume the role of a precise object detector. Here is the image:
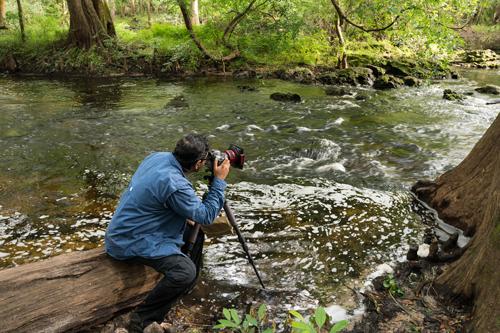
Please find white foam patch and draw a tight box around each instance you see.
[324,305,349,322]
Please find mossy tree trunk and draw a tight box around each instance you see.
[63,0,116,49]
[412,112,500,332]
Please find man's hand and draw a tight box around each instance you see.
[213,157,230,181]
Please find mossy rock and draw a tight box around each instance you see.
[317,67,375,86]
[385,58,419,77]
[366,65,386,78]
[443,89,466,101]
[270,92,302,102]
[273,67,289,79]
[475,85,500,95]
[348,54,378,67]
[325,87,354,96]
[232,70,257,79]
[274,68,314,83]
[373,75,404,90]
[291,68,315,83]
[403,76,423,87]
[461,50,499,63]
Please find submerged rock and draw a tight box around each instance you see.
[270,92,302,102]
[443,89,466,101]
[237,85,259,91]
[355,93,371,101]
[317,67,375,86]
[325,87,353,96]
[373,74,404,90]
[165,95,189,108]
[403,76,422,87]
[475,84,500,95]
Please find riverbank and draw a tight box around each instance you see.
[83,249,472,333]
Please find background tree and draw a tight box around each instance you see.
[16,0,25,41]
[0,0,6,28]
[190,0,199,25]
[412,112,500,332]
[62,0,116,49]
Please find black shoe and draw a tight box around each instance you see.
[129,312,144,333]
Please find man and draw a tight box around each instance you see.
[105,134,230,331]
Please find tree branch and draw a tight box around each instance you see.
[330,0,402,32]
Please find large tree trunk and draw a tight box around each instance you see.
[63,0,116,49]
[411,113,500,237]
[0,247,162,333]
[412,112,500,332]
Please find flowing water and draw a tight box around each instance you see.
[1,69,499,323]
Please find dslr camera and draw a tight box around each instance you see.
[206,144,244,172]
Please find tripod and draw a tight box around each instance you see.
[186,173,266,290]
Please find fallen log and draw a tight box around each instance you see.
[0,247,162,333]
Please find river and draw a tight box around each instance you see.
[0,68,499,322]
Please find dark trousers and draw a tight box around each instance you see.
[127,224,204,327]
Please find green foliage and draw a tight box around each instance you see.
[383,274,404,297]
[290,307,349,333]
[213,304,274,333]
[213,305,349,333]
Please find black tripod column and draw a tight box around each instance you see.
[223,201,266,289]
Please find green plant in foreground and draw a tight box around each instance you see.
[290,306,349,333]
[213,304,273,333]
[383,274,404,297]
[213,305,349,333]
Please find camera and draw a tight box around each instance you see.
[206,144,244,172]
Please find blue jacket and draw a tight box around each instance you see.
[105,152,226,260]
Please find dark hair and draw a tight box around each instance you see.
[172,134,210,172]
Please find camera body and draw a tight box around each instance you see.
[206,144,244,171]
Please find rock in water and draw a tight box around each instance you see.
[165,95,189,108]
[443,89,466,101]
[270,92,302,102]
[475,84,500,95]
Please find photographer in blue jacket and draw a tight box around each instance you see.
[105,134,230,331]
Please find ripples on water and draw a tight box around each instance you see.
[0,69,499,321]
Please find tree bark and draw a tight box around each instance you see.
[16,0,25,42]
[190,0,200,26]
[146,0,151,25]
[0,247,162,333]
[0,0,6,27]
[412,112,500,332]
[63,0,116,49]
